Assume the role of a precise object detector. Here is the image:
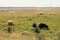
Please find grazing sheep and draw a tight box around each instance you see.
[32,23,37,28]
[39,23,49,30]
[8,20,14,26]
[32,23,40,33]
[7,20,14,33]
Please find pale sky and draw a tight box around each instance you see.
[0,0,60,7]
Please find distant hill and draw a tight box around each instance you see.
[0,7,60,10]
[0,7,60,14]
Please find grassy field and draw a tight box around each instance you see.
[0,7,60,40]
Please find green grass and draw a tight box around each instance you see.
[0,8,60,40]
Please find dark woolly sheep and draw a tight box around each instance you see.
[32,23,40,33]
[39,23,49,30]
[32,23,37,28]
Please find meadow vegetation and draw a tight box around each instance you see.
[0,8,60,40]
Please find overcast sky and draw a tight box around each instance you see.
[0,0,60,7]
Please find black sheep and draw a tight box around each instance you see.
[32,23,37,28]
[32,23,40,33]
[39,23,49,30]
